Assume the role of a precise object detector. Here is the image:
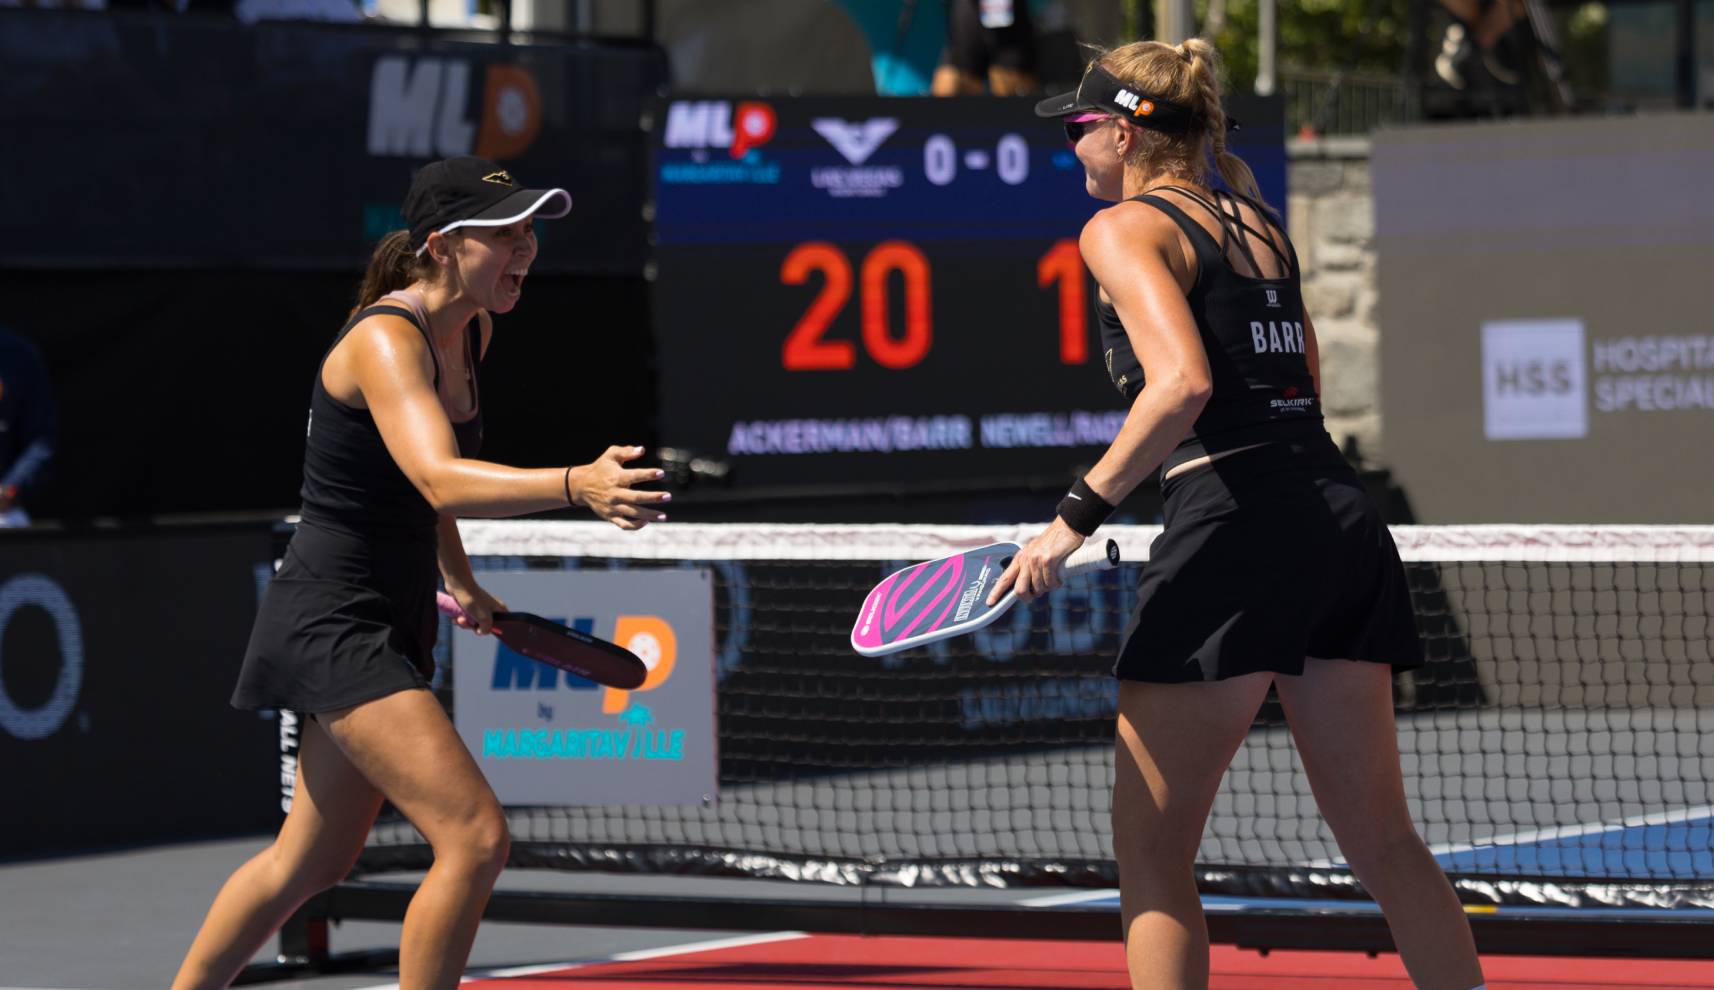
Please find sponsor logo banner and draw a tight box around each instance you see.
[659,100,781,186]
[2,14,662,272]
[366,56,542,161]
[1482,319,1588,440]
[810,116,904,198]
[1483,321,1714,441]
[452,569,716,806]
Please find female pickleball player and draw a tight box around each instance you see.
[987,42,1487,990]
[172,157,670,990]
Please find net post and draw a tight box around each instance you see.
[276,900,329,967]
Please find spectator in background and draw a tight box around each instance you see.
[233,0,361,24]
[1434,0,1525,89]
[0,327,55,527]
[933,0,1039,95]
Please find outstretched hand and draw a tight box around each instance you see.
[579,445,671,531]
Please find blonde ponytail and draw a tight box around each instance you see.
[1183,40,1269,209]
[1215,149,1265,207]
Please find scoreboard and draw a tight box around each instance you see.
[651,96,1284,488]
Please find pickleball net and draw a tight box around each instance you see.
[352,522,1714,912]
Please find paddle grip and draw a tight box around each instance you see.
[1060,537,1121,579]
[435,590,468,620]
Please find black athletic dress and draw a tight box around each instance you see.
[231,305,483,714]
[1102,188,1422,683]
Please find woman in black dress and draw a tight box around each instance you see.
[173,157,670,989]
[992,42,1486,990]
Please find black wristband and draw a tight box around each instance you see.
[1055,476,1115,537]
[562,465,575,507]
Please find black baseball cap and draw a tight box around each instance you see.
[404,156,572,254]
[1035,63,1233,135]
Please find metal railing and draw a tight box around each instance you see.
[1280,66,1408,137]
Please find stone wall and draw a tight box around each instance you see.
[1286,137,1381,466]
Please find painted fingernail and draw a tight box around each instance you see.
[660,493,672,501]
[655,470,666,479]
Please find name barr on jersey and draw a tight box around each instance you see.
[1250,320,1305,355]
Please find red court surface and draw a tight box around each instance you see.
[462,932,1714,989]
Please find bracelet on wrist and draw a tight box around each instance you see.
[1055,476,1115,537]
[562,466,574,507]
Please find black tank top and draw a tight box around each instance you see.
[299,305,484,534]
[1096,188,1326,470]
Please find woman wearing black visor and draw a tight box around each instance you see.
[988,41,1486,990]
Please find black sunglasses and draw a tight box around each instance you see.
[1062,115,1111,146]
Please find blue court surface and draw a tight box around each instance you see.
[1036,891,1714,921]
[1431,809,1714,879]
[1018,809,1714,922]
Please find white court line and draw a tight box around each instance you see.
[1018,889,1119,907]
[351,930,810,989]
[1429,804,1714,860]
[1306,804,1714,868]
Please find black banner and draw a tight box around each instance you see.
[3,270,655,521]
[0,523,277,855]
[3,11,666,274]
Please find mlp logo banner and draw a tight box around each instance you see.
[451,570,715,806]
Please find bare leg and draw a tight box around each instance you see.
[986,65,1038,96]
[1112,674,1274,990]
[172,716,384,989]
[1437,0,1483,24]
[319,688,510,990]
[1273,659,1484,990]
[1472,0,1524,50]
[931,64,986,95]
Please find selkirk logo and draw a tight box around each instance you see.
[811,118,900,165]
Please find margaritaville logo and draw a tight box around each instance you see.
[480,704,686,761]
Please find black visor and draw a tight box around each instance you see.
[404,156,572,254]
[1035,64,1235,135]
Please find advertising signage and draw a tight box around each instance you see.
[651,95,1286,489]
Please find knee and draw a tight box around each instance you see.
[439,805,511,876]
[1110,811,1200,879]
[1340,822,1433,887]
[473,812,512,873]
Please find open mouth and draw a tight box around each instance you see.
[504,268,527,293]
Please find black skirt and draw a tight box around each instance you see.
[231,518,439,714]
[1115,436,1423,683]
